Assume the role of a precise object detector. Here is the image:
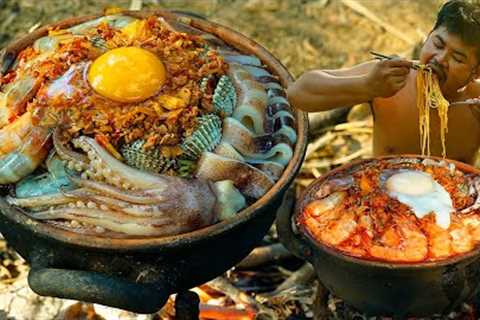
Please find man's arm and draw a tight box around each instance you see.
[287,59,412,112]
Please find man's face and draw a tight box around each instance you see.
[419,26,479,97]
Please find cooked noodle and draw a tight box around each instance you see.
[416,66,449,157]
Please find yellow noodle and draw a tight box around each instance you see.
[416,66,449,157]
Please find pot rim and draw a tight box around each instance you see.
[294,154,480,270]
[0,9,308,250]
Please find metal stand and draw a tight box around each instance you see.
[312,282,409,320]
[175,290,200,320]
[313,282,330,319]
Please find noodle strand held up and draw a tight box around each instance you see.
[416,66,449,157]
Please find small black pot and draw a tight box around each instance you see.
[277,156,480,318]
[0,10,308,314]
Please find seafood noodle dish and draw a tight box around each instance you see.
[0,13,296,238]
[297,157,480,263]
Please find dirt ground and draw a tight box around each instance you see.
[0,0,457,319]
[0,0,443,76]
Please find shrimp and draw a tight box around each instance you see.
[304,191,357,246]
[369,216,428,262]
[304,191,346,217]
[0,112,35,155]
[0,69,50,183]
[319,211,357,246]
[302,193,344,239]
[302,211,357,247]
[461,214,480,242]
[357,210,374,237]
[302,191,357,246]
[0,75,40,128]
[423,218,452,259]
[449,220,474,254]
[0,111,51,184]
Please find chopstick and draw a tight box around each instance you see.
[369,51,421,70]
[370,51,395,60]
[449,101,478,108]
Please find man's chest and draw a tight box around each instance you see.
[372,82,480,162]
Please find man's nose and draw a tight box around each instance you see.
[435,51,449,67]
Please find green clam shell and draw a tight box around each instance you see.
[180,114,222,160]
[120,140,176,174]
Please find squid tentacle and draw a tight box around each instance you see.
[61,189,160,217]
[6,188,88,208]
[71,136,175,190]
[53,128,89,172]
[68,176,166,204]
[26,208,181,237]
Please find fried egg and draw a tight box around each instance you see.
[87,46,166,103]
[385,170,454,229]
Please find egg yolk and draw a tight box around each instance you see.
[87,47,166,103]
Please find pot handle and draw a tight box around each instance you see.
[276,188,313,260]
[28,267,169,314]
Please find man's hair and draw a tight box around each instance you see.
[433,0,480,61]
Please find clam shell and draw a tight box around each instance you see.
[213,75,236,116]
[120,140,176,174]
[181,114,222,160]
[201,75,237,117]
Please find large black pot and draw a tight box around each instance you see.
[0,10,308,314]
[277,155,480,318]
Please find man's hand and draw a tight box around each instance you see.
[366,58,413,98]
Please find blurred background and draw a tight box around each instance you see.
[0,0,442,76]
[0,1,454,319]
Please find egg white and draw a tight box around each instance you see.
[385,170,454,229]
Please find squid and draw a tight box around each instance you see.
[8,135,246,237]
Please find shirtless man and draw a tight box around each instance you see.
[287,0,480,164]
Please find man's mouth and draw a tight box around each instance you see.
[427,63,446,83]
